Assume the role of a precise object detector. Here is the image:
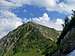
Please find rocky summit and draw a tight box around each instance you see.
[0,22,59,56]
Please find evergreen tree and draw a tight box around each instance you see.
[57,10,75,44]
[57,17,69,44]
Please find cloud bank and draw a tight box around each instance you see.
[0,10,23,38]
[32,13,64,31]
[1,0,75,13]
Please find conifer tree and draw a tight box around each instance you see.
[57,10,75,44]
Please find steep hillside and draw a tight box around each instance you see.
[52,11,75,56]
[0,22,59,56]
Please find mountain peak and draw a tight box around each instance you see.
[0,22,59,56]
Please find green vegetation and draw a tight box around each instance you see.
[0,22,59,56]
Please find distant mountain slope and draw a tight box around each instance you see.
[0,22,59,56]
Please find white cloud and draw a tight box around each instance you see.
[1,0,75,13]
[0,0,23,38]
[58,2,75,13]
[0,10,23,38]
[65,0,75,3]
[0,0,74,38]
[55,18,64,30]
[56,19,64,24]
[4,0,58,7]
[32,13,64,31]
[0,0,17,10]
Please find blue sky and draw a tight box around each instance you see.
[11,4,66,19]
[0,0,75,38]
